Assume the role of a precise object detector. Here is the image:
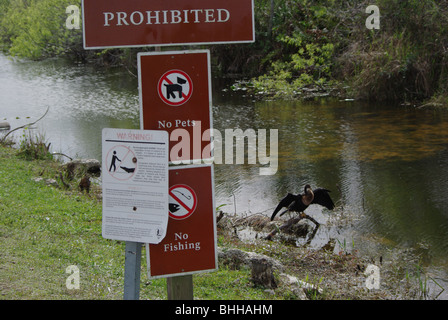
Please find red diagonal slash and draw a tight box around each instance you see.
[169,189,192,213]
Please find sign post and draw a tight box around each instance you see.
[123,242,142,300]
[167,275,194,300]
[101,128,169,300]
[139,51,216,300]
[83,0,254,301]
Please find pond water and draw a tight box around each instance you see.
[1,54,448,298]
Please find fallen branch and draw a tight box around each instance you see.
[265,213,320,240]
[59,172,71,189]
[1,107,50,144]
[51,152,73,161]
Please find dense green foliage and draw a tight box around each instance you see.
[0,0,82,58]
[249,0,448,102]
[338,0,448,102]
[1,0,448,103]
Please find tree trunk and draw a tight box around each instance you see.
[268,0,275,39]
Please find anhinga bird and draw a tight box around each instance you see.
[270,185,335,222]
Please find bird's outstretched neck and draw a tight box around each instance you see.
[302,184,314,205]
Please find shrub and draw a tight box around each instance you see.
[17,130,53,160]
[338,0,448,102]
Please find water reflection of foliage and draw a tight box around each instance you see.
[255,100,448,162]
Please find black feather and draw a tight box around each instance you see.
[311,188,335,210]
[270,193,296,220]
[271,186,335,221]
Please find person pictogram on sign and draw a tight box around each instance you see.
[164,77,187,100]
[109,151,121,172]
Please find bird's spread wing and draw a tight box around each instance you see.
[271,193,296,221]
[311,188,335,210]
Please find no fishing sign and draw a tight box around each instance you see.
[146,164,217,278]
[168,184,197,220]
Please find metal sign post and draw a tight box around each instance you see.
[101,128,169,300]
[124,242,142,300]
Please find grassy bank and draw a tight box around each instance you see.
[0,145,433,300]
[0,146,124,299]
[0,145,278,300]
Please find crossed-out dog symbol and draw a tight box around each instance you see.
[164,76,187,99]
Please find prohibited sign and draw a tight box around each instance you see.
[168,184,197,220]
[158,70,193,106]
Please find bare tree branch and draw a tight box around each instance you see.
[1,107,50,144]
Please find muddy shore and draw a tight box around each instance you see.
[216,211,439,300]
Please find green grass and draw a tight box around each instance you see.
[0,146,276,300]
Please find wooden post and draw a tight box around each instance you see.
[167,275,194,300]
[161,43,192,301]
[123,242,142,300]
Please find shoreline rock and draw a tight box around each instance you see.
[218,247,323,299]
[0,121,11,131]
[63,158,101,177]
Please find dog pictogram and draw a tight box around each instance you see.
[158,70,193,106]
[164,77,187,99]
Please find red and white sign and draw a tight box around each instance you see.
[146,165,216,278]
[82,0,254,49]
[168,184,197,220]
[158,70,193,106]
[138,50,212,163]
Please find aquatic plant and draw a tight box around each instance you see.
[17,129,52,161]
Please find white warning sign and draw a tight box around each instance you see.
[101,128,169,244]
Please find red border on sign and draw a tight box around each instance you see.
[157,70,193,106]
[168,184,197,220]
[105,145,137,181]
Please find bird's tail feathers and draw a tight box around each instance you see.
[279,209,289,217]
